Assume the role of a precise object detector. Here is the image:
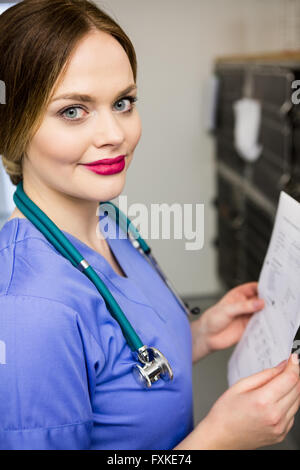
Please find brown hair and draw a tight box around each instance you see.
[0,0,137,185]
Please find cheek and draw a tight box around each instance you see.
[127,113,142,150]
[29,117,88,164]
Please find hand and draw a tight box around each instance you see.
[195,354,300,449]
[193,282,264,357]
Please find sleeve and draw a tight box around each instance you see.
[0,294,100,450]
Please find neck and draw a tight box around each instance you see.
[20,178,106,252]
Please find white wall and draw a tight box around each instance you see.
[0,2,17,228]
[0,3,16,13]
[97,0,300,297]
[1,0,299,295]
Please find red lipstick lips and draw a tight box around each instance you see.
[83,155,125,166]
[80,155,126,175]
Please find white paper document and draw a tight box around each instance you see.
[228,191,300,386]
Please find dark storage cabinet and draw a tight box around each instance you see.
[214,58,300,289]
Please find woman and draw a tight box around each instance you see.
[0,0,299,451]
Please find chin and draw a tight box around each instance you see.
[93,178,126,202]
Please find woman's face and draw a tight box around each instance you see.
[24,30,142,203]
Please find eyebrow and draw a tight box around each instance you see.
[51,84,137,103]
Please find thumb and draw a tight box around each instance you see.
[233,359,288,394]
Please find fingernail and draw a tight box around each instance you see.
[276,359,288,369]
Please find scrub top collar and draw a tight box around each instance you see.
[3,215,163,315]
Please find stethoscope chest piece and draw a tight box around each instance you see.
[13,182,179,390]
[133,346,174,388]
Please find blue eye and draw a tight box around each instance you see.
[58,95,138,123]
[114,96,138,113]
[59,106,87,121]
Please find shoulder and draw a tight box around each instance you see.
[0,293,105,423]
[0,292,80,334]
[0,292,105,369]
[0,217,65,294]
[0,218,90,304]
[0,294,93,365]
[0,217,107,358]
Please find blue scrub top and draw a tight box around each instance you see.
[0,208,194,450]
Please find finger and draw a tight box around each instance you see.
[257,354,300,403]
[283,391,300,424]
[285,416,295,435]
[234,361,287,393]
[223,297,265,318]
[230,282,259,298]
[277,381,300,418]
[281,416,295,438]
[277,396,300,440]
[277,368,300,403]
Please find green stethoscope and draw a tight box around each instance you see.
[13,181,200,388]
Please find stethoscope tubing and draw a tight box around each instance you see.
[102,201,191,316]
[102,201,151,255]
[14,182,144,352]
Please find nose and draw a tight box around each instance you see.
[92,109,125,148]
